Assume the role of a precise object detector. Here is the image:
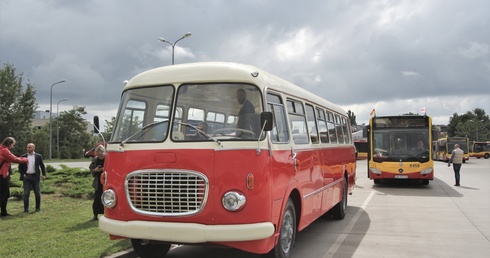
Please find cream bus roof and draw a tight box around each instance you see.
[124,62,346,116]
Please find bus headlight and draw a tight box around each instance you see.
[421,168,433,175]
[369,168,382,175]
[101,189,117,208]
[222,191,246,211]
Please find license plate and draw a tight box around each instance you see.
[395,175,408,179]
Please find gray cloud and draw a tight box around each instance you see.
[1,0,488,127]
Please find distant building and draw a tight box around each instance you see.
[31,110,93,133]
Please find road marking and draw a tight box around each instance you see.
[323,190,375,258]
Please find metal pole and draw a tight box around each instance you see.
[49,80,66,159]
[157,32,192,65]
[56,98,68,158]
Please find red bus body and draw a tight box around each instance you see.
[98,62,356,257]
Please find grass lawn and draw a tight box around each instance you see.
[0,165,131,258]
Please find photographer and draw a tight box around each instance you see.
[89,145,105,220]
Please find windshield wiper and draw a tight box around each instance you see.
[120,120,168,146]
[176,122,222,146]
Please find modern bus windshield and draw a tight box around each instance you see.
[371,117,430,162]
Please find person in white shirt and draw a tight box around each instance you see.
[448,144,464,186]
[19,143,46,212]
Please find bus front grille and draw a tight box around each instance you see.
[125,170,209,216]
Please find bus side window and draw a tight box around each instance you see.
[287,99,309,145]
[267,93,289,143]
[341,117,350,144]
[327,111,337,144]
[306,104,319,144]
[316,108,329,143]
[335,114,344,144]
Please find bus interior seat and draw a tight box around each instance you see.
[172,131,184,140]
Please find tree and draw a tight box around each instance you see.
[56,106,93,159]
[347,110,357,126]
[447,108,490,141]
[102,116,115,142]
[0,63,38,154]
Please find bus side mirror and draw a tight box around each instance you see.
[93,116,100,134]
[260,112,273,132]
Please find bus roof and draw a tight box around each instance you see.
[124,62,347,115]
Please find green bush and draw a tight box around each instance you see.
[9,165,95,199]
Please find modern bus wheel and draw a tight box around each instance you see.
[484,153,489,159]
[265,199,296,258]
[331,177,347,220]
[131,239,170,258]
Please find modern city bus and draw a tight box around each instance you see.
[433,137,470,162]
[471,141,490,159]
[96,62,357,258]
[366,115,434,185]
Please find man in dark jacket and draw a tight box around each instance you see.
[19,143,46,213]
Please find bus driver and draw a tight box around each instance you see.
[236,89,256,137]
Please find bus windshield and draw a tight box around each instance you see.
[372,128,430,162]
[370,116,431,162]
[111,83,263,143]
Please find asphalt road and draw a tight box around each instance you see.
[104,158,490,258]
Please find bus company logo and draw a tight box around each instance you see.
[399,161,403,167]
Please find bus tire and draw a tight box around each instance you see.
[264,199,296,258]
[131,239,170,258]
[484,153,489,159]
[373,179,381,184]
[331,177,347,220]
[422,180,429,185]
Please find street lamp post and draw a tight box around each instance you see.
[49,80,66,159]
[157,32,192,65]
[56,98,68,158]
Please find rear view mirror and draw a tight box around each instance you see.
[93,116,100,134]
[260,112,273,132]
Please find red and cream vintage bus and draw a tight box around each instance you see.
[96,62,356,258]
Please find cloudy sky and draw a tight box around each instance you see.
[1,0,489,128]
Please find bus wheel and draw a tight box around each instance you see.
[484,153,489,159]
[131,239,170,258]
[373,179,381,184]
[422,180,429,185]
[265,199,296,258]
[331,177,347,220]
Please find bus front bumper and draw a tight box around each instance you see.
[369,171,434,180]
[99,216,275,243]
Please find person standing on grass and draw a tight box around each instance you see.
[448,144,464,186]
[0,137,28,217]
[19,143,46,213]
[89,145,105,221]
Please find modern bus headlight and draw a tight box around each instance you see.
[421,168,433,175]
[222,191,246,211]
[369,168,382,175]
[101,189,117,208]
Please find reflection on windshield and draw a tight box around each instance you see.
[110,83,264,144]
[373,128,430,162]
[173,83,263,141]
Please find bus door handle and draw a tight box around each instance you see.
[291,149,298,172]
